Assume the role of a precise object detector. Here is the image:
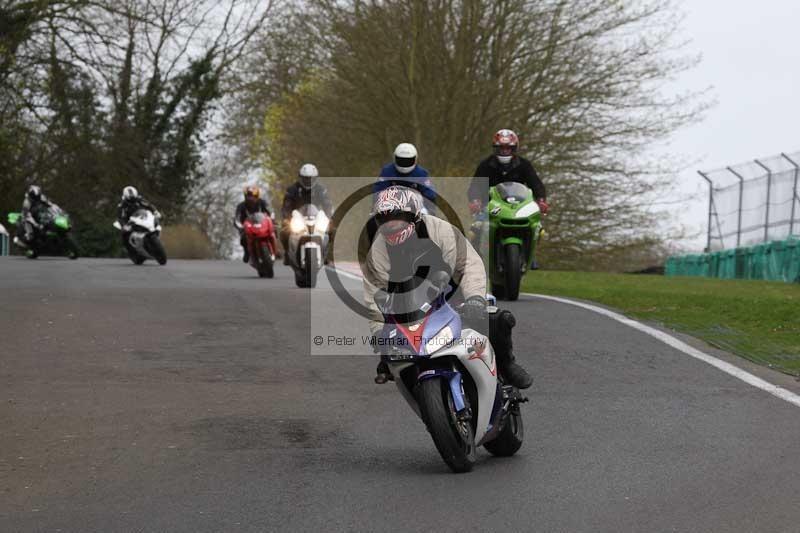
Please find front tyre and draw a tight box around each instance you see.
[503,244,522,301]
[146,234,167,265]
[417,378,476,473]
[257,242,274,278]
[304,247,318,288]
[483,405,524,457]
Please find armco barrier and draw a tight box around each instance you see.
[666,238,800,283]
[0,223,8,256]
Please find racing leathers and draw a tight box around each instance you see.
[363,214,532,389]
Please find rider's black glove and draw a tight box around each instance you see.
[461,295,488,323]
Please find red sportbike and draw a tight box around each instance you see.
[243,212,277,278]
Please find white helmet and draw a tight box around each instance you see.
[393,143,418,174]
[299,163,319,189]
[122,186,139,201]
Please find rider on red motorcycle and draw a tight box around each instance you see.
[234,185,272,263]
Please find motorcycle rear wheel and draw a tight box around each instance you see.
[417,378,476,473]
[483,405,524,457]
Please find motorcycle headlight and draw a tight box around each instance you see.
[515,202,539,218]
[314,212,329,234]
[424,326,454,355]
[290,212,305,233]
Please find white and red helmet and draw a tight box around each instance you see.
[374,186,422,246]
[493,129,519,164]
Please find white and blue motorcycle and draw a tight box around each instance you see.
[374,273,527,473]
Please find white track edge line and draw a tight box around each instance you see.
[329,265,800,408]
[524,293,800,409]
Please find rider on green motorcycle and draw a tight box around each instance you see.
[468,129,548,214]
[17,185,57,245]
[468,129,549,267]
[364,186,533,389]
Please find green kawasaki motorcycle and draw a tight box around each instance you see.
[473,182,542,301]
[8,207,79,259]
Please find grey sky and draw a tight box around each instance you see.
[666,0,800,249]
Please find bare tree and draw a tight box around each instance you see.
[1,0,277,256]
[240,0,708,268]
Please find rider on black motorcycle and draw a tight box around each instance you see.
[18,185,57,246]
[235,185,272,263]
[117,186,161,256]
[364,185,533,389]
[280,164,334,264]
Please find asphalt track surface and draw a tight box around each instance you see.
[2,257,799,532]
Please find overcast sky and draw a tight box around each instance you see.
[664,0,800,250]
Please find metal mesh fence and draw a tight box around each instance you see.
[699,151,800,251]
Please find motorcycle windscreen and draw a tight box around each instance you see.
[298,204,319,218]
[54,216,70,230]
[495,182,531,203]
[248,212,269,224]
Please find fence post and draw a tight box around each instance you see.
[782,153,799,236]
[727,166,746,247]
[698,171,713,251]
[754,159,772,243]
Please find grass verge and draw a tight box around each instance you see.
[521,271,800,376]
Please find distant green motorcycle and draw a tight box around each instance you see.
[8,206,79,260]
[473,182,542,301]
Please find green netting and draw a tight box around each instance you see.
[667,238,800,283]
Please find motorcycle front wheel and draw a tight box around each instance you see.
[304,247,318,288]
[503,243,522,301]
[257,242,274,278]
[417,378,476,473]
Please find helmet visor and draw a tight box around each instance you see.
[493,144,517,157]
[375,210,417,227]
[395,156,416,169]
[300,175,317,188]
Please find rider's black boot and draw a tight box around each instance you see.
[491,309,533,389]
[374,361,394,384]
[498,352,533,389]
